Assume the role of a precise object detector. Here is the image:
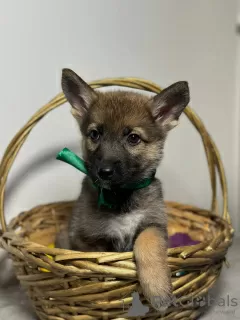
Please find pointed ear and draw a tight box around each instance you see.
[151,81,190,130]
[61,68,98,118]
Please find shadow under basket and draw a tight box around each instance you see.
[0,78,234,320]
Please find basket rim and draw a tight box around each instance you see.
[1,200,233,266]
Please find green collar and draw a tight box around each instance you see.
[57,148,155,209]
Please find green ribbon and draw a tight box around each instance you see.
[57,148,88,174]
[56,148,154,209]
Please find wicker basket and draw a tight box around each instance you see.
[0,78,234,320]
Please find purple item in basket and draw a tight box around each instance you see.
[169,233,200,248]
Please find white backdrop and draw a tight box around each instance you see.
[0,0,238,232]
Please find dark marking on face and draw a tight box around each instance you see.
[123,127,131,136]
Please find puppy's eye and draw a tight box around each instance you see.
[127,134,141,145]
[89,129,100,142]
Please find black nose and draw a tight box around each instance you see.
[98,167,114,180]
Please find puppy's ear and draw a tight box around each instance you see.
[61,68,98,118]
[151,81,190,130]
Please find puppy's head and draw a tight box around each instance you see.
[62,69,189,189]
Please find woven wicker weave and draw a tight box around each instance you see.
[0,78,234,320]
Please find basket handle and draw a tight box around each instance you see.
[0,78,230,232]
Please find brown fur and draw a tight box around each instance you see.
[134,227,172,308]
[75,90,166,169]
[58,68,190,310]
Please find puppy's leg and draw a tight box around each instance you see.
[134,227,172,310]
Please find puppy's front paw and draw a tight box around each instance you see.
[139,262,173,312]
[133,227,173,312]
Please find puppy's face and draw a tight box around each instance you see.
[62,69,190,189]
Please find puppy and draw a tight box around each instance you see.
[60,69,190,309]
